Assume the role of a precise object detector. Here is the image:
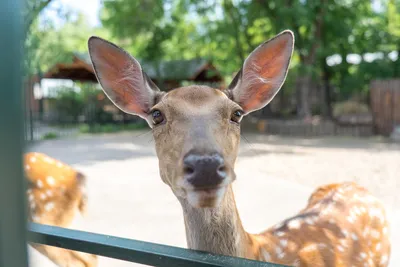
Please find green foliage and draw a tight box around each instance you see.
[79,124,90,133]
[81,86,115,124]
[101,0,171,61]
[24,6,105,76]
[333,101,370,117]
[79,123,148,134]
[23,0,54,32]
[42,132,58,140]
[25,0,400,118]
[123,122,149,130]
[52,87,84,122]
[388,0,400,37]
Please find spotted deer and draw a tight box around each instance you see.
[24,152,98,267]
[87,30,391,267]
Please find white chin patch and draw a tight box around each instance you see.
[187,187,227,208]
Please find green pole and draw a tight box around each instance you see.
[0,0,29,267]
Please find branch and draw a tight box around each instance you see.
[24,0,53,33]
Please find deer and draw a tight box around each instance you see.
[24,152,98,267]
[87,30,391,267]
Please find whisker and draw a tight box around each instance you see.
[240,133,264,158]
[133,129,152,138]
[146,134,155,144]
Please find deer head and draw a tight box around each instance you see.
[88,31,294,208]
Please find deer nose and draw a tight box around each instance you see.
[183,152,227,188]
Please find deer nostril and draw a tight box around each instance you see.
[217,165,227,177]
[184,166,195,175]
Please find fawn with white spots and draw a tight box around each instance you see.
[87,30,391,266]
[25,152,98,267]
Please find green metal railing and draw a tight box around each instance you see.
[0,0,288,266]
[28,223,287,267]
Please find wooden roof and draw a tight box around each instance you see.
[43,54,97,82]
[43,52,223,84]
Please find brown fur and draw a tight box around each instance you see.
[24,152,97,267]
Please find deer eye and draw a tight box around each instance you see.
[231,110,244,123]
[151,109,164,125]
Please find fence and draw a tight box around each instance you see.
[28,223,286,267]
[25,110,145,141]
[25,99,145,141]
[242,117,373,137]
[0,1,30,266]
[370,79,400,136]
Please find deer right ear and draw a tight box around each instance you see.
[88,36,162,119]
[227,30,294,114]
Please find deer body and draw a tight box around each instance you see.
[87,30,391,267]
[24,152,97,267]
[181,183,390,266]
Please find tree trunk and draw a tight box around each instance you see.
[37,66,44,121]
[279,88,287,116]
[261,105,273,118]
[296,75,312,119]
[155,61,166,91]
[338,45,350,99]
[294,1,325,119]
[321,57,332,118]
[223,0,245,62]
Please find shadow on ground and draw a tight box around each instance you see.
[26,131,156,166]
[241,131,400,151]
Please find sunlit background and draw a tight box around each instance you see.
[24,1,400,266]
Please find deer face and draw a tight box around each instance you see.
[88,31,294,208]
[149,85,242,207]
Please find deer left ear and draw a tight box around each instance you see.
[88,36,162,120]
[227,30,294,114]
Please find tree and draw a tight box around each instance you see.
[101,0,183,89]
[25,10,95,76]
[23,0,53,33]
[98,0,400,118]
[387,0,400,76]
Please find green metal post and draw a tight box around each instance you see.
[0,0,29,267]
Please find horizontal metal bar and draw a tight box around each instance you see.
[28,223,289,267]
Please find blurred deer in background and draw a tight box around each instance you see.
[25,152,98,267]
[88,30,391,266]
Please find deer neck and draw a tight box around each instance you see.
[178,185,252,258]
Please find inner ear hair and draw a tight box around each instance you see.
[153,91,166,107]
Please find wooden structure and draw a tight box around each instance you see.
[242,117,373,137]
[44,52,98,82]
[43,52,224,90]
[140,58,224,90]
[370,79,400,136]
[27,53,224,112]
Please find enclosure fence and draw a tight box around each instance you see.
[242,117,373,137]
[370,79,400,136]
[28,223,286,267]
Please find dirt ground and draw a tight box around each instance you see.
[27,131,400,267]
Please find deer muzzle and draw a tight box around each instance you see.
[182,150,231,208]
